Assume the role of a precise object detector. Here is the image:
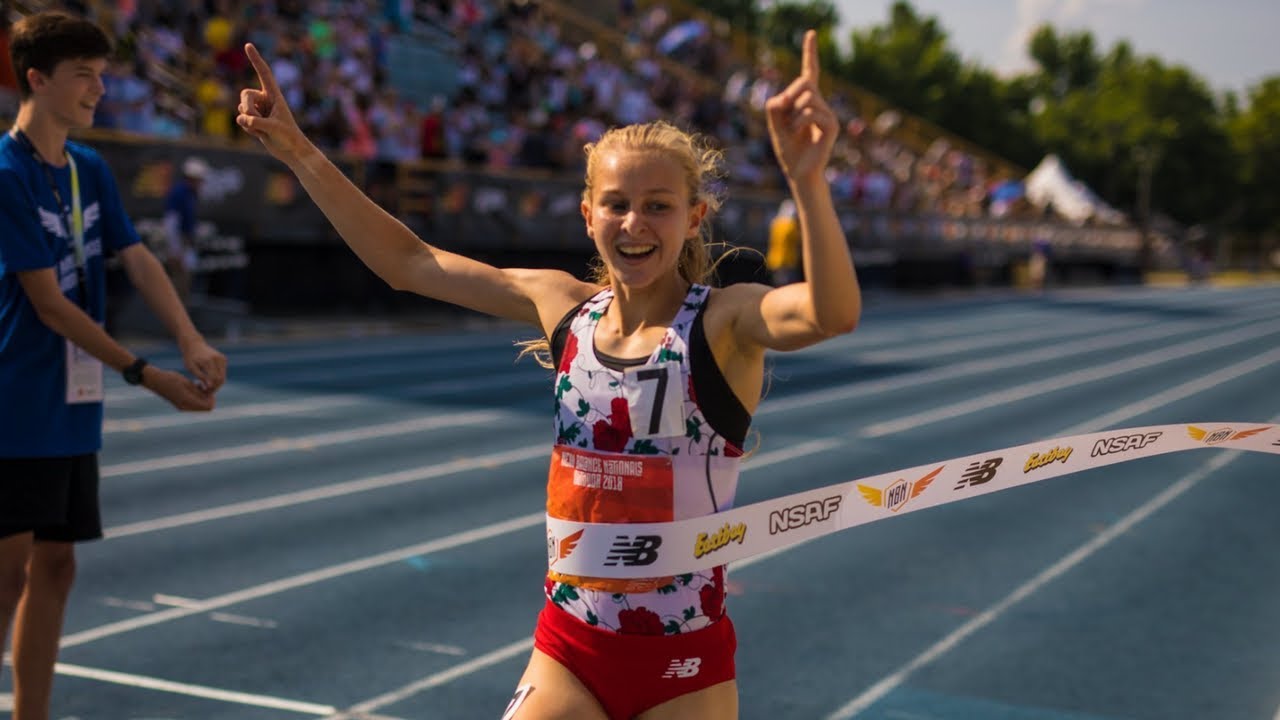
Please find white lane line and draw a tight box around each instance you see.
[823,447,1253,719]
[397,641,467,657]
[347,351,1280,708]
[101,596,156,611]
[1055,347,1280,436]
[102,307,1116,424]
[104,318,1056,425]
[105,396,363,432]
[337,638,536,717]
[105,445,550,538]
[862,318,1280,437]
[765,317,1204,414]
[108,289,1276,406]
[852,316,1149,365]
[105,345,530,404]
[106,370,541,432]
[209,612,278,629]
[60,513,547,648]
[47,662,336,715]
[164,332,514,368]
[105,293,1275,427]
[152,593,203,608]
[101,410,507,477]
[797,308,1086,356]
[103,321,1077,429]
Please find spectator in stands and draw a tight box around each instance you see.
[0,13,225,718]
[419,94,446,159]
[236,29,858,720]
[766,199,801,286]
[163,156,209,304]
[0,8,17,120]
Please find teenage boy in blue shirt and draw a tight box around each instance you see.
[0,12,226,717]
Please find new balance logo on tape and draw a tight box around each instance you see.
[955,457,1002,490]
[662,657,702,679]
[604,535,662,566]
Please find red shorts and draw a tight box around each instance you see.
[532,600,737,719]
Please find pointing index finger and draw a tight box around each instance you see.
[244,43,281,98]
[802,29,819,83]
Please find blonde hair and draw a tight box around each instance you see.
[518,121,728,367]
[582,120,725,285]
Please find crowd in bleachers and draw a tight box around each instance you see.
[0,0,1040,221]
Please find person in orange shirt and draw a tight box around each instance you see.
[766,198,802,286]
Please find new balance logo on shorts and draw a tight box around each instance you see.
[604,535,662,567]
[662,657,702,679]
[500,684,534,720]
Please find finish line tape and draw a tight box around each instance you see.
[546,422,1280,578]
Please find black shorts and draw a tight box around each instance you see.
[0,454,103,542]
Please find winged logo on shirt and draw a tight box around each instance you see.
[36,202,102,242]
[38,206,67,239]
[83,201,101,233]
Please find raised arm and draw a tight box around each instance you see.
[727,30,860,352]
[234,44,589,331]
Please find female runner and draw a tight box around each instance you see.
[236,29,859,719]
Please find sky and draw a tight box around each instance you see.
[832,0,1280,96]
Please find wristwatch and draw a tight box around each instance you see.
[122,357,149,385]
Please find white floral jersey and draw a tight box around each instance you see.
[544,284,744,635]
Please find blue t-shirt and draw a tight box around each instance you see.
[0,133,141,457]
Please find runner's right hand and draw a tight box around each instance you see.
[236,43,314,166]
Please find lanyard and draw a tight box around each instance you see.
[10,129,90,310]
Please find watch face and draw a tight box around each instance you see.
[125,360,146,384]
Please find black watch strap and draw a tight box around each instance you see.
[123,357,149,385]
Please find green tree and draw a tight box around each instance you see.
[759,1,839,51]
[1228,77,1280,235]
[842,1,959,117]
[1027,25,1101,97]
[699,0,761,36]
[838,1,1036,167]
[1029,38,1233,225]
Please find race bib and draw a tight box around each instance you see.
[65,338,104,404]
[546,445,674,592]
[621,361,685,439]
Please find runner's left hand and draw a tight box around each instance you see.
[765,30,839,186]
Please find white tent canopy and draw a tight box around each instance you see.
[1024,155,1127,226]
